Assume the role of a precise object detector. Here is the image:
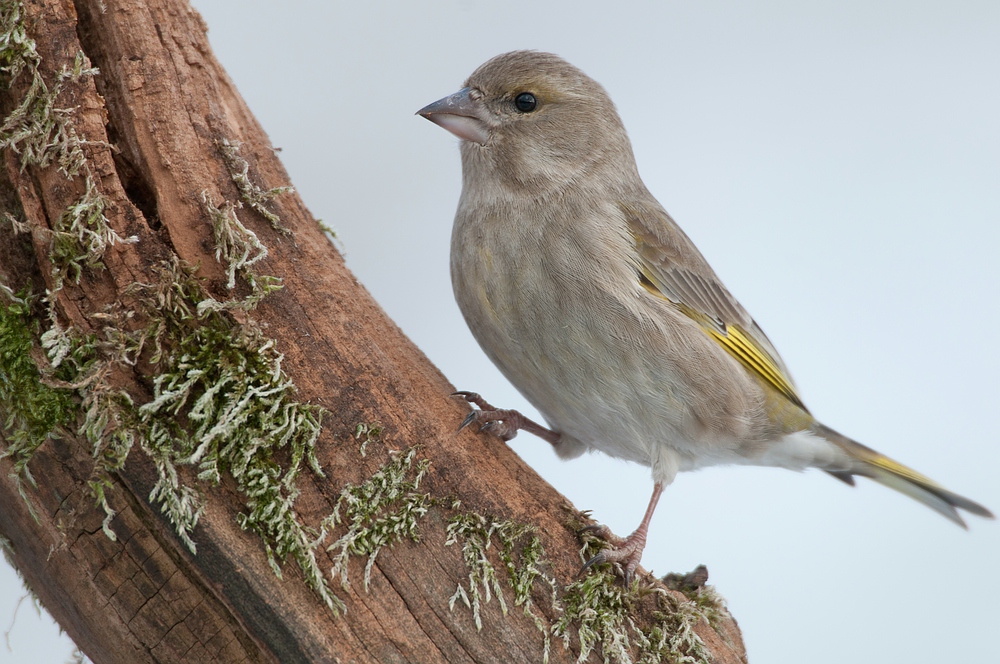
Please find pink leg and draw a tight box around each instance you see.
[452,391,561,446]
[581,482,664,581]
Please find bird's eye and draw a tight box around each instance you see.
[514,92,537,113]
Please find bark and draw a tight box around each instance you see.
[0,1,747,663]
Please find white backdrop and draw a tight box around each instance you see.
[3,2,998,663]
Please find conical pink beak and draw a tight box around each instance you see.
[417,87,490,145]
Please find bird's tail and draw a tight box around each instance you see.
[812,423,994,528]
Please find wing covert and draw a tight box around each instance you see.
[622,201,807,411]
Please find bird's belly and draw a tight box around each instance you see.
[450,208,774,478]
[454,254,705,468]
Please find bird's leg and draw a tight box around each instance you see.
[581,482,664,582]
[452,391,561,446]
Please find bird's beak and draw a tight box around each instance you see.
[417,87,490,146]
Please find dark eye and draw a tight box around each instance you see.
[514,92,537,113]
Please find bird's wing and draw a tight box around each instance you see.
[620,200,807,411]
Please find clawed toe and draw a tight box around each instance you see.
[451,391,495,411]
[451,390,562,446]
[580,549,610,574]
[456,407,519,440]
[453,391,513,438]
[458,410,477,431]
[578,523,626,546]
[578,524,646,583]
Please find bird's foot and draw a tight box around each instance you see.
[579,523,648,583]
[452,391,561,445]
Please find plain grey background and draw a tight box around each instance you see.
[3,1,998,662]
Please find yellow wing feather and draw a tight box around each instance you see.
[637,268,805,410]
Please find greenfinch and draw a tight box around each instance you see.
[418,50,992,577]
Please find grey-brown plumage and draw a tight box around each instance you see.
[418,50,992,577]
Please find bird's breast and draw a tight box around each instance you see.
[449,197,774,471]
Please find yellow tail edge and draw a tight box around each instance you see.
[812,423,994,528]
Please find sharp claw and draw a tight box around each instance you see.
[458,411,478,432]
[580,551,607,575]
[451,391,478,400]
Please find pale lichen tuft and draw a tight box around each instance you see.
[218,137,292,234]
[446,511,558,661]
[353,421,382,457]
[325,447,431,598]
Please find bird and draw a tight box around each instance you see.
[417,50,993,579]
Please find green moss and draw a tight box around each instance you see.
[324,447,431,603]
[0,0,38,83]
[0,291,74,499]
[5,261,335,609]
[118,259,334,604]
[637,590,715,664]
[0,0,392,624]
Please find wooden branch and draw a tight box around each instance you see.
[0,1,747,662]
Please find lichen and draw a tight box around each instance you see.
[50,176,136,288]
[6,254,336,609]
[202,190,268,291]
[198,187,283,312]
[1,5,336,608]
[1,1,135,293]
[217,137,292,234]
[29,297,141,540]
[636,590,715,664]
[121,259,333,601]
[553,567,640,664]
[540,529,720,664]
[0,0,38,83]
[553,569,716,664]
[0,0,93,177]
[662,568,725,630]
[324,447,431,602]
[353,421,382,457]
[445,511,558,661]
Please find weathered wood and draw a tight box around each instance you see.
[0,1,747,662]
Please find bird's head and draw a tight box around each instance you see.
[418,50,637,195]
